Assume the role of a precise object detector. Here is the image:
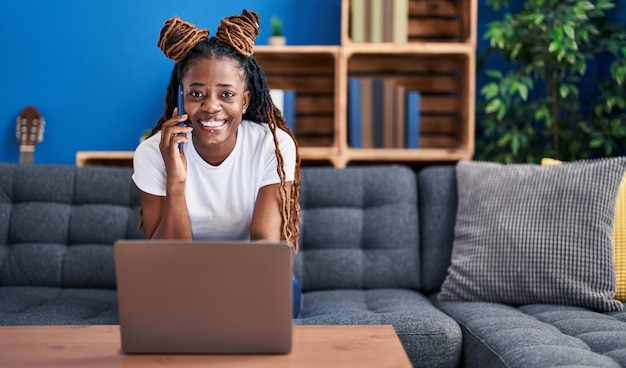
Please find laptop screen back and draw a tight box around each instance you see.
[114,240,293,354]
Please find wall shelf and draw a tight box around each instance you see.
[256,0,477,168]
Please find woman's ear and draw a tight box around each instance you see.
[242,90,251,114]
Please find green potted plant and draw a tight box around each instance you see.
[268,16,286,46]
[476,0,626,163]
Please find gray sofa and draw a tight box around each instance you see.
[1,162,625,367]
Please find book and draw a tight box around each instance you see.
[383,78,396,147]
[270,89,284,112]
[393,0,408,43]
[351,0,366,42]
[370,0,384,43]
[405,90,421,148]
[360,77,374,148]
[371,78,384,148]
[348,78,362,148]
[364,0,372,42]
[394,84,406,148]
[270,89,297,133]
[382,0,394,42]
[283,90,297,133]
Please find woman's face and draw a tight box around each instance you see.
[181,57,250,160]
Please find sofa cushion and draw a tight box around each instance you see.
[543,157,626,303]
[438,158,626,311]
[296,289,462,368]
[417,166,458,294]
[0,164,143,289]
[439,301,626,368]
[295,165,420,291]
[0,286,118,325]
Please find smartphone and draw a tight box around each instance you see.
[177,84,185,116]
[177,84,186,152]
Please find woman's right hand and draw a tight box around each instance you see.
[159,107,193,186]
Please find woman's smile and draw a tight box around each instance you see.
[198,117,228,129]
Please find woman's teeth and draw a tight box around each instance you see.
[200,119,226,128]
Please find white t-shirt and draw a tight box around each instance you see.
[132,120,296,240]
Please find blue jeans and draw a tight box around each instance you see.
[292,274,301,318]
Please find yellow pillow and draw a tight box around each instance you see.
[542,158,626,301]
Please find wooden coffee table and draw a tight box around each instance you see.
[0,324,411,367]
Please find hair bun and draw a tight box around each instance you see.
[158,16,209,63]
[216,9,260,57]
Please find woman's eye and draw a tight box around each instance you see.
[222,91,235,98]
[190,91,203,98]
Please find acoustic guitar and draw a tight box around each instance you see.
[15,105,45,164]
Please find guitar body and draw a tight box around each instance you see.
[16,106,45,164]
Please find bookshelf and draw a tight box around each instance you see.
[253,46,341,167]
[76,0,476,169]
[255,0,477,168]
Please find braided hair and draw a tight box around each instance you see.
[152,10,302,251]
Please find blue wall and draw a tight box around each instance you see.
[1,0,624,164]
[1,0,341,164]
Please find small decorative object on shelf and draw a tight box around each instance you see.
[268,16,286,46]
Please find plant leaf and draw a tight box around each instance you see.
[563,25,575,40]
[590,137,603,148]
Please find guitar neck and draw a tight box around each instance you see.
[19,149,34,164]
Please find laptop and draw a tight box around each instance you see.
[114,239,294,354]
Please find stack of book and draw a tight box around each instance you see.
[348,77,421,149]
[351,0,408,43]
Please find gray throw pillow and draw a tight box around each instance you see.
[438,158,626,312]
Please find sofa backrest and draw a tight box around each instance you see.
[0,164,143,289]
[0,163,438,293]
[417,166,457,294]
[295,165,420,291]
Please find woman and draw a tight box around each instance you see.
[132,10,302,317]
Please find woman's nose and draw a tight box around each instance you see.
[201,96,221,113]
